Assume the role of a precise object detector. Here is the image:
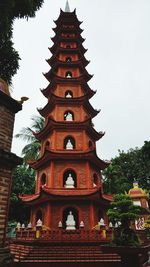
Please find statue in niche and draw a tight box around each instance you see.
[66,211,76,230]
[66,139,73,150]
[66,91,72,98]
[66,72,72,78]
[65,173,75,188]
[65,112,73,121]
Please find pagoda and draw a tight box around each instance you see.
[11,3,122,266]
[19,2,111,232]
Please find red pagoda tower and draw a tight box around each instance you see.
[20,3,111,232]
[11,3,122,266]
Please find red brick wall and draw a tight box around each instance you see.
[59,53,78,61]
[55,84,83,97]
[50,105,87,121]
[58,67,80,77]
[0,168,12,246]
[0,105,15,152]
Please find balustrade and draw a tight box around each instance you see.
[16,229,112,243]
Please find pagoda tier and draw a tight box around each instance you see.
[20,188,112,204]
[38,93,99,118]
[19,6,111,234]
[41,78,96,99]
[48,48,89,67]
[44,73,91,82]
[51,34,85,44]
[47,56,89,69]
[28,149,109,170]
[54,9,82,26]
[50,40,87,54]
[33,117,104,141]
[46,57,90,71]
[44,68,93,83]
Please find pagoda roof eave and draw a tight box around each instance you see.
[101,193,113,202]
[50,47,88,56]
[33,117,104,141]
[54,11,82,26]
[44,72,93,83]
[45,60,91,78]
[50,42,87,54]
[28,149,110,171]
[51,35,85,44]
[19,187,102,204]
[38,93,99,118]
[41,79,96,99]
[46,58,90,69]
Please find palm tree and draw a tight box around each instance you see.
[15,115,44,161]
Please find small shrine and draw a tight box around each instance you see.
[128,181,149,230]
[128,181,149,209]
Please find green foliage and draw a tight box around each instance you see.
[9,115,44,222]
[0,0,44,83]
[107,194,146,246]
[9,163,35,222]
[15,115,44,161]
[102,141,150,195]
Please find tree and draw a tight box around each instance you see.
[0,0,44,84]
[107,194,145,246]
[102,141,150,194]
[15,115,44,161]
[9,163,35,222]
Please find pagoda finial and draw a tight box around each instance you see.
[65,0,70,12]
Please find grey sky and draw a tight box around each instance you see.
[11,0,150,160]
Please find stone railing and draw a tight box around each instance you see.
[15,229,112,243]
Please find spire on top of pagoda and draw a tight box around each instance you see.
[65,0,71,12]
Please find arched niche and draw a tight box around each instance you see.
[66,44,71,48]
[93,173,98,187]
[65,71,72,78]
[62,207,79,229]
[66,57,72,62]
[64,136,75,150]
[45,141,50,150]
[41,173,46,186]
[36,210,42,222]
[64,111,74,121]
[63,169,77,188]
[65,90,73,98]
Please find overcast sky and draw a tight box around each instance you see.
[11,0,150,160]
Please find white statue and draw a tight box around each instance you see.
[109,222,113,228]
[66,211,76,230]
[21,224,25,229]
[16,222,21,230]
[80,221,84,228]
[58,221,62,228]
[98,218,105,226]
[36,219,42,227]
[27,222,32,229]
[66,92,72,98]
[65,173,75,188]
[65,112,73,121]
[66,73,72,78]
[93,182,97,187]
[66,139,73,150]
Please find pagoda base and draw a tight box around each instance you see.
[10,240,121,267]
